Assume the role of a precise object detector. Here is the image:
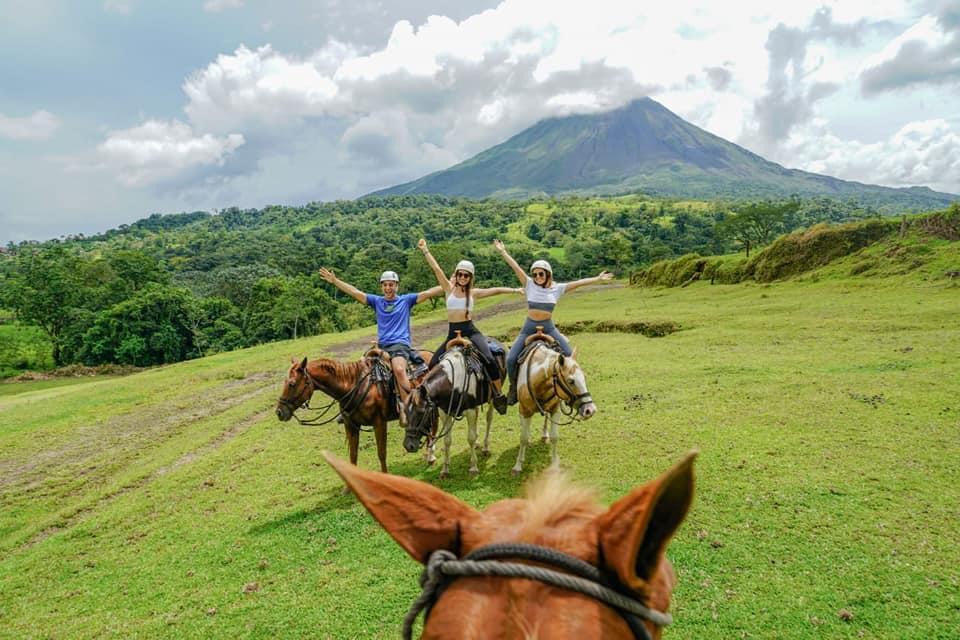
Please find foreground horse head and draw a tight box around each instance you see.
[324,450,696,639]
[276,356,312,422]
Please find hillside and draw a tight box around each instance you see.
[371,98,958,213]
[1,243,958,638]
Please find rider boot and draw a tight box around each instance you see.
[491,379,508,415]
[506,369,518,406]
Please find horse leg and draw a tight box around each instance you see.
[548,411,561,470]
[424,411,441,466]
[374,419,388,474]
[439,414,455,480]
[512,414,532,476]
[343,422,360,494]
[541,414,550,443]
[466,409,479,476]
[481,402,493,457]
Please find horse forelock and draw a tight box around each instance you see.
[515,471,602,543]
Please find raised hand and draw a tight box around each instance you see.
[417,238,428,252]
[597,271,614,281]
[493,239,505,252]
[319,267,336,283]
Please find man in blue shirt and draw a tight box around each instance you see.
[319,267,441,415]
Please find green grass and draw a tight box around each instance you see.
[1,256,958,638]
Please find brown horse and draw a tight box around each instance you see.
[276,349,430,473]
[325,450,695,639]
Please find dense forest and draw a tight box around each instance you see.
[0,193,896,374]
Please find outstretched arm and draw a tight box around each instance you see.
[319,267,367,304]
[493,239,527,286]
[473,286,523,300]
[415,285,444,304]
[417,239,452,294]
[564,270,615,293]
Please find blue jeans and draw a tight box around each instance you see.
[506,318,571,389]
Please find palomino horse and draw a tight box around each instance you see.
[403,334,505,478]
[324,450,696,639]
[512,331,597,475]
[275,348,430,473]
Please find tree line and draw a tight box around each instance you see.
[0,194,886,372]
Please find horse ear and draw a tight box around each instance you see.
[596,452,696,590]
[571,346,579,360]
[322,451,479,564]
[299,356,308,370]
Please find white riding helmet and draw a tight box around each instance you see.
[530,259,553,275]
[455,260,475,276]
[379,270,399,283]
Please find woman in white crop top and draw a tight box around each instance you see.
[493,239,613,405]
[417,238,519,413]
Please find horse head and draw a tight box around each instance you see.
[276,356,313,421]
[324,450,696,639]
[556,352,597,419]
[403,382,439,452]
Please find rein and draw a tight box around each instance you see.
[403,543,671,640]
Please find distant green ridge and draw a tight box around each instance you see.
[369,98,958,213]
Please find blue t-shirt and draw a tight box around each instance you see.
[366,292,419,346]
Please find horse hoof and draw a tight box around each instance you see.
[469,468,479,477]
[511,468,521,477]
[481,449,491,458]
[340,485,353,496]
[541,436,549,443]
[439,472,449,480]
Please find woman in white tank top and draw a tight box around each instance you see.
[417,238,519,413]
[493,239,614,404]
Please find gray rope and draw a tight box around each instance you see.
[401,547,672,639]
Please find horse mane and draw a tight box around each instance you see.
[516,471,602,541]
[314,358,366,383]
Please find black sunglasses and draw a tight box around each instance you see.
[532,270,548,277]
[455,271,472,278]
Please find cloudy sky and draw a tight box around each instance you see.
[2,0,958,244]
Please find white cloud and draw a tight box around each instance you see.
[860,15,960,94]
[183,44,345,133]
[779,117,960,193]
[87,1,960,204]
[203,0,243,13]
[0,110,61,140]
[96,119,244,187]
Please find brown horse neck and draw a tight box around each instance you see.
[306,358,366,398]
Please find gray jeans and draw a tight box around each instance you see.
[506,318,571,387]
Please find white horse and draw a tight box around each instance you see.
[404,343,502,479]
[512,340,597,475]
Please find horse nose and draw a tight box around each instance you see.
[580,403,597,419]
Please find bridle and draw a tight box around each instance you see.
[526,344,594,421]
[403,542,672,640]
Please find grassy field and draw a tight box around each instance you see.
[1,244,958,639]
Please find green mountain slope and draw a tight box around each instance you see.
[370,98,958,211]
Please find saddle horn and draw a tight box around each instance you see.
[446,329,471,350]
[524,325,556,347]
